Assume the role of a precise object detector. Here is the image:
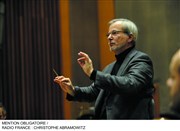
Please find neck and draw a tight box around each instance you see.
[115,44,133,55]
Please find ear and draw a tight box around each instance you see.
[127,34,134,43]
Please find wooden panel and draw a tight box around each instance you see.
[3,0,63,119]
[98,0,115,69]
[59,0,72,119]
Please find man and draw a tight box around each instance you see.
[0,103,6,119]
[160,49,180,119]
[54,18,154,119]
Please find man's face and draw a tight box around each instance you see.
[167,62,180,97]
[0,107,4,119]
[107,22,132,55]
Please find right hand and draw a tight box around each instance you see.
[54,76,75,96]
[77,51,94,77]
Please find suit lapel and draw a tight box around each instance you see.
[95,63,114,105]
[94,63,114,117]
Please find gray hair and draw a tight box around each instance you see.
[109,18,138,43]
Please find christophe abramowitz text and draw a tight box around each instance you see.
[1,121,86,130]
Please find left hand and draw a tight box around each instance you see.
[77,51,94,77]
[54,76,75,96]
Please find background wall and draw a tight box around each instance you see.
[115,0,180,113]
[0,0,179,119]
[0,0,5,104]
[69,0,99,118]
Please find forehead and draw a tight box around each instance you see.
[109,21,123,31]
[170,53,180,73]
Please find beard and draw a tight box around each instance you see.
[109,43,127,54]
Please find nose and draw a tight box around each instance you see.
[107,34,113,40]
[166,78,172,88]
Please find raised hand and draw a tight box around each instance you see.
[77,51,94,77]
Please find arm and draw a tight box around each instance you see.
[67,83,100,102]
[77,51,153,96]
[54,76,100,102]
[94,55,154,96]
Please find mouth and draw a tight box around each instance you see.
[109,42,115,47]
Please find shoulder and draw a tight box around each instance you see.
[132,49,151,59]
[102,61,115,72]
[129,49,153,64]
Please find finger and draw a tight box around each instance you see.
[54,76,65,81]
[77,57,86,61]
[78,51,89,59]
[54,79,59,83]
[54,79,65,91]
[54,76,67,84]
[54,79,62,84]
[54,77,69,93]
[54,76,63,84]
[77,59,85,67]
[61,78,71,83]
[56,76,71,83]
[77,57,86,65]
[58,81,69,91]
[61,82,74,94]
[78,52,92,63]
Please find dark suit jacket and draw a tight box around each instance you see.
[67,48,154,119]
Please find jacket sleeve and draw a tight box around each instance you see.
[94,54,153,96]
[66,83,100,102]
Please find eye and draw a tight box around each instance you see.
[106,30,123,37]
[111,30,118,35]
